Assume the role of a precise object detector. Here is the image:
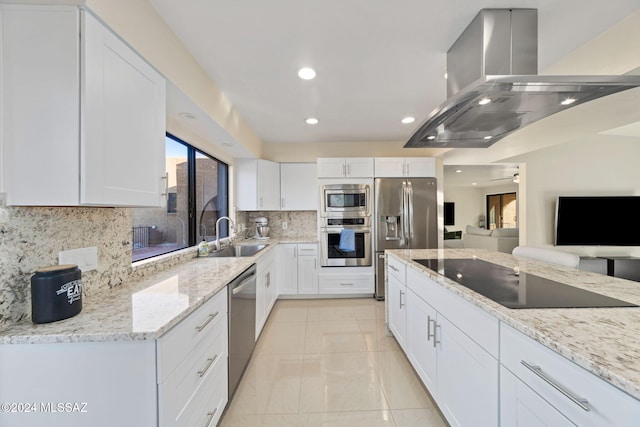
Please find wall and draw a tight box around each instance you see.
[508,136,640,257]
[444,183,519,232]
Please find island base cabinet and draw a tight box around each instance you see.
[406,289,437,393]
[501,366,575,427]
[0,341,157,427]
[387,273,407,350]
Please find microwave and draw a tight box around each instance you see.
[320,184,370,217]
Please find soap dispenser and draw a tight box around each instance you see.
[198,239,209,257]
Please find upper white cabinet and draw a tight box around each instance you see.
[280,163,317,210]
[375,157,436,177]
[236,159,281,211]
[317,158,374,178]
[0,6,166,206]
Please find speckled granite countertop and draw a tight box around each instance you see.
[388,248,640,401]
[0,236,317,345]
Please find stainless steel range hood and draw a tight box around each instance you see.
[405,9,640,148]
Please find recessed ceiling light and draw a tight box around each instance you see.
[305,118,318,125]
[455,169,462,173]
[298,67,316,80]
[444,73,448,79]
[483,135,493,140]
[179,112,196,119]
[427,135,436,140]
[472,182,477,186]
[401,117,415,124]
[478,97,491,105]
[560,97,576,106]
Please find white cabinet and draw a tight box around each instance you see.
[386,256,407,350]
[374,157,436,177]
[236,159,281,211]
[256,249,277,338]
[280,163,317,210]
[318,269,374,295]
[406,289,437,392]
[500,323,640,427]
[317,158,374,178]
[277,243,318,295]
[0,5,166,207]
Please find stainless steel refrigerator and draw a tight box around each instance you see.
[374,178,438,299]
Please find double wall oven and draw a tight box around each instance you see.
[320,184,372,267]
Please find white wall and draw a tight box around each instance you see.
[444,183,519,232]
[508,136,640,257]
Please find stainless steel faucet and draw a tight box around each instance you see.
[214,216,235,251]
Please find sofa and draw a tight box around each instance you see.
[462,225,519,253]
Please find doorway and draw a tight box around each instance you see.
[487,192,517,230]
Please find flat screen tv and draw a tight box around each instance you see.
[555,196,640,246]
[444,202,455,226]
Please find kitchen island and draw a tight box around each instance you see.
[387,248,640,426]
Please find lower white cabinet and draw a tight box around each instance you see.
[387,271,407,350]
[501,323,640,427]
[406,288,437,392]
[256,249,277,338]
[277,243,318,295]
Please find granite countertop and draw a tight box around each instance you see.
[0,236,317,345]
[387,248,640,401]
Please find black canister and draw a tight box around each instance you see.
[31,264,82,324]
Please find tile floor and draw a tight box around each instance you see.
[220,298,447,427]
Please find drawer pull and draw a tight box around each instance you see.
[198,354,218,377]
[521,360,591,412]
[204,407,218,426]
[340,282,354,286]
[195,312,219,332]
[389,264,399,272]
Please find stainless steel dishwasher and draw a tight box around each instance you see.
[228,264,257,400]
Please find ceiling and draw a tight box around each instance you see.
[149,0,640,149]
[444,164,520,188]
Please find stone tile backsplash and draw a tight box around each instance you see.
[236,211,318,239]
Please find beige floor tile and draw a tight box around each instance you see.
[269,305,308,322]
[307,306,356,321]
[353,304,378,320]
[299,353,389,413]
[356,319,402,352]
[304,320,368,353]
[297,410,396,427]
[391,408,447,427]
[370,350,433,409]
[255,321,306,355]
[227,354,303,415]
[306,297,372,307]
[220,413,299,427]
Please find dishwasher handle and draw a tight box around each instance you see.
[232,274,255,294]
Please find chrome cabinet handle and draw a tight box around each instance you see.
[389,264,399,272]
[204,407,218,426]
[197,354,218,377]
[195,312,219,332]
[427,315,434,342]
[432,320,440,348]
[399,289,405,308]
[340,282,354,286]
[259,196,263,207]
[342,163,346,176]
[521,361,590,412]
[281,197,285,209]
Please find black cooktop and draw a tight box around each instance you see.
[413,258,638,309]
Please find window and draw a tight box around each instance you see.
[131,134,229,262]
[486,192,517,230]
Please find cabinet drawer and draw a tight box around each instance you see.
[176,349,228,427]
[501,323,640,426]
[297,243,318,255]
[319,274,373,294]
[159,316,227,424]
[387,255,406,283]
[157,288,228,382]
[406,267,499,357]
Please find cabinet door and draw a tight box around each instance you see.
[277,244,298,294]
[280,163,317,210]
[405,158,436,177]
[345,158,374,177]
[387,274,407,350]
[374,158,405,177]
[81,10,166,206]
[407,290,438,394]
[298,255,318,295]
[501,367,575,427]
[257,159,280,210]
[436,316,499,427]
[317,158,346,178]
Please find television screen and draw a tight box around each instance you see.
[555,196,640,246]
[444,202,455,226]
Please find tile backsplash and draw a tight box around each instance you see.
[236,210,317,239]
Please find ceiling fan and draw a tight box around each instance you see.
[491,172,520,183]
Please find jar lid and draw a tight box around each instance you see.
[34,264,78,275]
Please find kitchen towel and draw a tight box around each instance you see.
[338,229,356,252]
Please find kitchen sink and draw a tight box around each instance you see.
[207,244,268,257]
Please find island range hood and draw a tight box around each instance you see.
[405,9,640,148]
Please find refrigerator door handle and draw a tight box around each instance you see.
[403,181,410,248]
[407,181,414,247]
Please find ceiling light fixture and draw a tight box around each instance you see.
[426,135,436,140]
[472,182,477,186]
[401,117,415,124]
[478,97,491,105]
[305,118,318,125]
[456,169,462,173]
[560,97,576,106]
[483,135,493,140]
[297,67,316,80]
[512,173,520,183]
